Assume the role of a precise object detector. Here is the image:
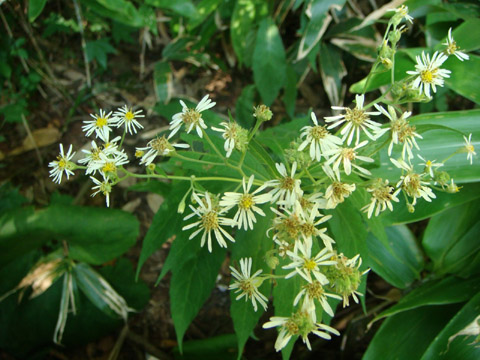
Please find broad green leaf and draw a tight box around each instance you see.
[363,304,461,360]
[172,334,238,360]
[82,0,145,27]
[28,0,47,22]
[421,292,480,360]
[252,18,287,106]
[319,43,347,107]
[297,0,347,60]
[367,225,424,289]
[422,199,480,277]
[146,0,197,18]
[85,39,117,68]
[235,85,256,128]
[283,65,297,117]
[0,205,139,266]
[248,138,279,179]
[188,0,222,29]
[136,182,189,279]
[445,54,480,105]
[153,61,172,104]
[170,246,226,352]
[372,276,480,323]
[230,207,274,359]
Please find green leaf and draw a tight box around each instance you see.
[372,276,480,323]
[230,207,274,358]
[421,292,480,360]
[422,199,480,277]
[28,0,47,22]
[283,65,297,117]
[445,54,480,105]
[188,0,222,29]
[235,85,256,128]
[248,138,279,179]
[153,61,172,104]
[136,182,189,279]
[363,304,461,360]
[252,18,287,106]
[172,334,238,360]
[82,0,145,27]
[85,39,117,68]
[367,225,424,289]
[319,43,347,107]
[0,204,139,266]
[146,0,197,18]
[170,246,226,352]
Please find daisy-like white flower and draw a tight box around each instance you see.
[407,51,451,98]
[297,204,335,251]
[265,162,303,208]
[82,109,114,139]
[136,135,189,166]
[90,174,112,207]
[324,140,374,178]
[391,158,436,206]
[168,95,215,139]
[298,112,343,161]
[229,257,268,312]
[325,94,382,146]
[220,175,271,230]
[443,28,469,61]
[389,5,413,24]
[182,192,237,253]
[90,151,129,177]
[48,144,76,184]
[374,104,421,160]
[211,121,248,158]
[283,243,336,284]
[361,178,400,218]
[268,206,302,245]
[418,155,443,178]
[463,133,476,165]
[263,311,340,352]
[79,140,104,175]
[324,179,356,209]
[113,105,145,134]
[293,279,342,317]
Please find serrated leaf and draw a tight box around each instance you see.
[170,246,226,352]
[252,18,287,106]
[86,39,117,68]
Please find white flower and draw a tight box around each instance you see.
[324,94,382,145]
[82,109,114,139]
[463,133,476,165]
[324,179,356,209]
[324,140,374,178]
[48,144,76,184]
[220,175,271,230]
[361,179,400,218]
[229,257,268,312]
[298,112,343,161]
[407,51,451,97]
[283,243,336,284]
[113,105,144,134]
[263,311,340,352]
[297,203,335,251]
[443,28,469,61]
[374,104,421,160]
[90,151,129,177]
[168,95,215,139]
[182,192,237,253]
[265,162,303,208]
[211,121,248,158]
[389,5,413,24]
[136,135,189,166]
[90,174,112,207]
[293,279,342,317]
[391,158,436,205]
[418,155,443,178]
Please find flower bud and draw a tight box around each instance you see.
[253,105,273,122]
[265,250,279,269]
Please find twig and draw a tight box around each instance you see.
[72,0,91,87]
[108,324,129,360]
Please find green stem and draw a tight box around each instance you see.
[119,127,127,148]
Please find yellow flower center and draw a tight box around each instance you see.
[182,109,201,125]
[304,258,317,271]
[125,111,135,121]
[447,42,458,55]
[467,144,475,153]
[202,211,219,231]
[341,148,356,161]
[345,108,368,126]
[239,193,254,210]
[239,279,255,295]
[280,176,295,191]
[305,280,325,299]
[57,158,67,170]
[285,319,300,336]
[372,186,393,202]
[96,117,108,128]
[300,222,316,237]
[102,162,116,173]
[135,150,144,158]
[420,70,434,84]
[310,125,328,140]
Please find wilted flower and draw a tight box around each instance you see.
[324,140,374,178]
[361,179,400,218]
[90,174,113,207]
[136,136,189,166]
[211,121,248,157]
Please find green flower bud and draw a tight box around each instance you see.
[253,105,273,122]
